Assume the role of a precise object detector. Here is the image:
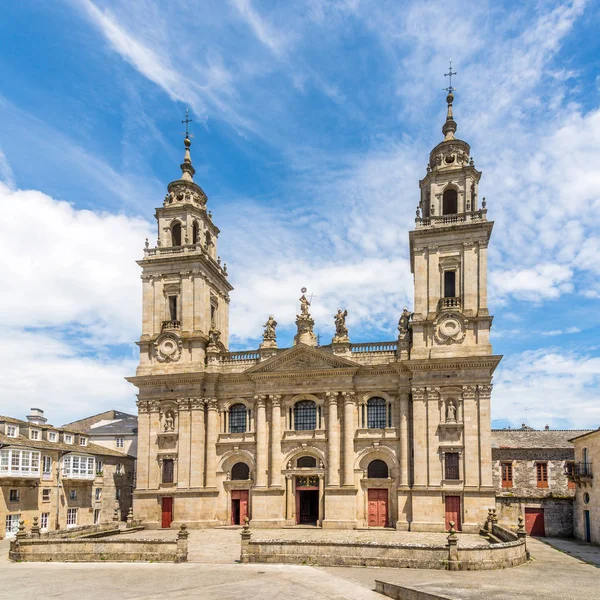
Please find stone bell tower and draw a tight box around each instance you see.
[135,121,233,376]
[409,86,493,359]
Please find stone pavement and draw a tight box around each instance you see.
[541,536,600,567]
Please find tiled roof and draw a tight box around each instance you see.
[568,429,600,443]
[87,416,138,436]
[491,429,594,449]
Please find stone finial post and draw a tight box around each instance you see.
[126,507,134,528]
[16,519,27,541]
[112,506,120,523]
[491,508,498,524]
[240,516,252,563]
[31,516,41,539]
[485,508,493,532]
[176,524,189,563]
[517,515,528,557]
[447,521,459,571]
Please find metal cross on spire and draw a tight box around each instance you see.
[182,108,193,138]
[443,61,457,93]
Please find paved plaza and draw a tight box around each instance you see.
[1,530,599,599]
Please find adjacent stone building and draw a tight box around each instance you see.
[0,409,135,539]
[569,429,599,544]
[65,409,138,458]
[492,425,592,537]
[129,91,500,532]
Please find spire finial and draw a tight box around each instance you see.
[180,108,195,182]
[442,61,458,140]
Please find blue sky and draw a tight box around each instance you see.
[1,0,599,428]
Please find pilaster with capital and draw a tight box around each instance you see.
[190,398,206,488]
[326,392,340,487]
[285,474,294,521]
[427,387,441,484]
[341,391,356,486]
[254,395,268,487]
[176,398,191,488]
[205,398,218,488]
[270,395,282,487]
[398,391,410,487]
[478,384,493,487]
[411,387,427,487]
[136,400,151,490]
[461,385,478,487]
[148,400,162,489]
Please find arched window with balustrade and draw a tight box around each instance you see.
[442,189,458,215]
[367,397,387,429]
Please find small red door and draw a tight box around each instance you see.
[161,497,173,529]
[525,508,545,536]
[231,490,249,525]
[445,495,461,531]
[368,489,388,527]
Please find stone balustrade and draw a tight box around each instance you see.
[350,341,397,354]
[415,209,487,229]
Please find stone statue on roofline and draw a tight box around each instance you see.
[334,308,348,338]
[398,307,412,335]
[298,290,311,317]
[262,315,277,340]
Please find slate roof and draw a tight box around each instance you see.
[87,416,138,436]
[491,428,594,449]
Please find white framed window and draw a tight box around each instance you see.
[64,434,73,445]
[116,438,124,449]
[30,429,40,441]
[9,489,19,502]
[69,489,77,500]
[6,425,17,438]
[0,449,41,477]
[80,437,87,447]
[48,431,57,442]
[95,488,101,501]
[42,456,52,474]
[42,488,51,502]
[66,508,77,528]
[5,514,20,538]
[62,455,95,480]
[93,508,101,525]
[40,512,49,531]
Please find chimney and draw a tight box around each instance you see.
[27,408,47,425]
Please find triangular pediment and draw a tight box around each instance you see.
[245,344,359,375]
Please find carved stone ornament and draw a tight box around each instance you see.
[433,312,467,345]
[164,182,207,208]
[154,332,183,363]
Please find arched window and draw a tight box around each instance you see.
[192,221,199,245]
[367,459,388,479]
[171,222,182,246]
[229,404,247,434]
[297,456,316,468]
[294,400,317,431]
[367,397,387,429]
[231,462,250,480]
[442,189,458,215]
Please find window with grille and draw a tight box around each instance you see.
[5,514,20,536]
[116,438,124,448]
[1,449,41,477]
[501,462,513,488]
[536,462,548,488]
[445,453,460,480]
[367,459,389,478]
[229,404,247,433]
[231,462,250,480]
[40,512,49,531]
[367,397,387,429]
[294,401,317,431]
[162,459,174,484]
[67,508,77,527]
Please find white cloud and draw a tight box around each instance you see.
[493,348,600,429]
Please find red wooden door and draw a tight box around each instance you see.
[445,495,461,531]
[525,508,545,536]
[161,497,173,529]
[232,490,249,524]
[368,489,388,527]
[239,490,249,524]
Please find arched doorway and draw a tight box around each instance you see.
[367,459,389,527]
[230,462,250,525]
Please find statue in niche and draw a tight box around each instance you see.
[398,307,412,334]
[164,410,175,432]
[262,315,277,340]
[334,308,348,338]
[446,401,457,423]
[299,289,311,317]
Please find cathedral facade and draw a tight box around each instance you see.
[129,92,500,533]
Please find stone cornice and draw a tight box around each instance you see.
[404,355,502,373]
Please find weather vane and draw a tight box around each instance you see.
[182,107,193,138]
[443,60,457,93]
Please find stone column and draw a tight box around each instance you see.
[427,387,441,485]
[478,241,489,313]
[478,385,493,487]
[270,395,282,487]
[136,401,150,489]
[286,475,293,521]
[148,401,161,489]
[398,391,410,487]
[181,272,193,331]
[462,386,478,487]
[427,246,440,314]
[141,275,154,337]
[463,242,477,314]
[412,388,427,487]
[326,392,340,486]
[177,399,191,489]
[342,392,356,486]
[190,398,205,487]
[318,474,324,525]
[205,398,218,488]
[255,395,268,487]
